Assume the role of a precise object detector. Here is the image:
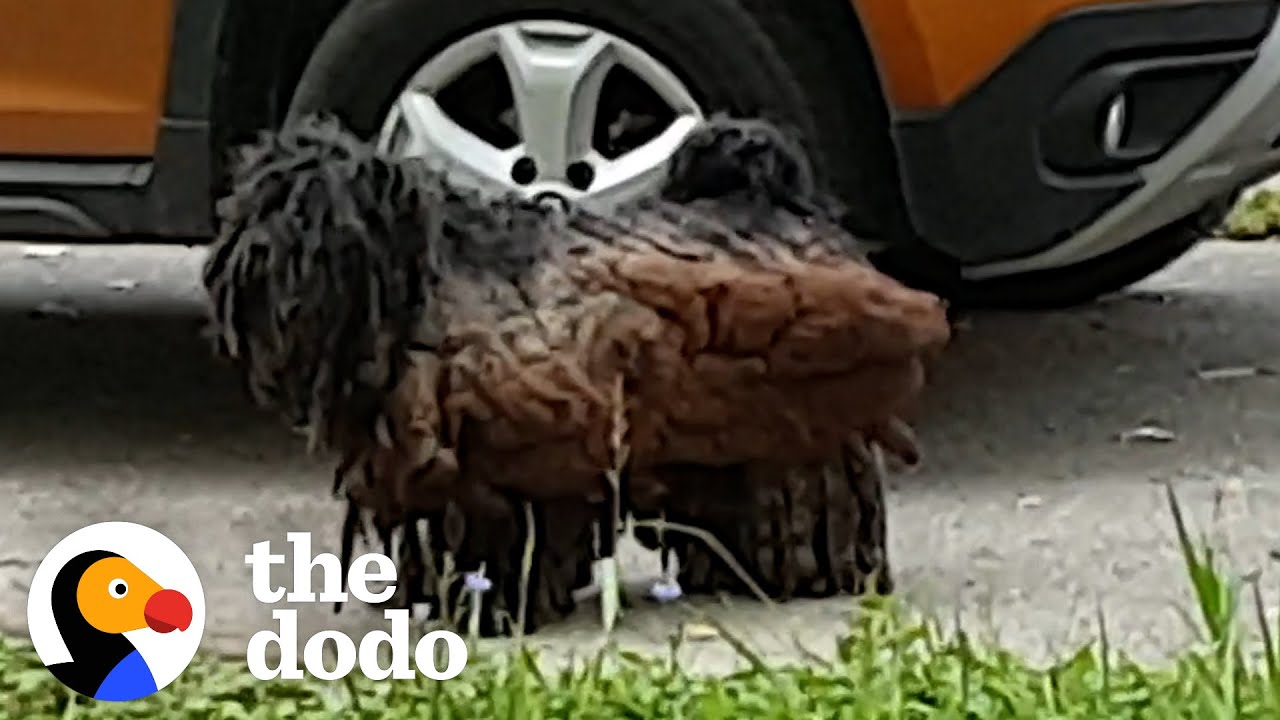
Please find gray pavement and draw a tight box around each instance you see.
[2,239,1279,672]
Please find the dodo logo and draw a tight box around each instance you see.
[26,522,205,702]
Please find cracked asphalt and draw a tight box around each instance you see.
[1,238,1279,673]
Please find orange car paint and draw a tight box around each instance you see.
[0,0,175,156]
[855,0,1150,112]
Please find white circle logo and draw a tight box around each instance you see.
[26,522,206,702]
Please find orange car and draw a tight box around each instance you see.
[3,0,1279,307]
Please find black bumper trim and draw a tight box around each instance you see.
[892,0,1278,264]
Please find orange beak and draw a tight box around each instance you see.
[143,588,192,633]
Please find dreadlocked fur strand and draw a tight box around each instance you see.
[205,115,427,450]
[203,112,950,635]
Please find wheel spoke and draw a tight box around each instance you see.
[589,114,702,206]
[495,22,616,182]
[612,45,700,118]
[394,90,519,190]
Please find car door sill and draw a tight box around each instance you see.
[0,159,154,188]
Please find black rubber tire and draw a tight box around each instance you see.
[285,0,908,239]
[738,0,916,244]
[635,456,892,601]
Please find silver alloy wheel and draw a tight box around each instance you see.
[377,19,704,208]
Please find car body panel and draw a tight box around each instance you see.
[0,0,175,157]
[853,0,1151,112]
[884,0,1276,264]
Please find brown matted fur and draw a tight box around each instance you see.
[202,113,949,634]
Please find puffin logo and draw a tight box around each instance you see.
[26,522,205,702]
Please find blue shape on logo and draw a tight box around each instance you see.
[94,650,159,702]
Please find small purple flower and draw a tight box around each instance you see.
[650,579,683,603]
[464,571,492,593]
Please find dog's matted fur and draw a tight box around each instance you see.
[203,112,949,633]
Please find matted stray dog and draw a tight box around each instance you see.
[201,112,950,636]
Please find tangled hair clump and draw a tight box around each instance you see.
[203,114,553,450]
[660,114,846,222]
[203,114,435,448]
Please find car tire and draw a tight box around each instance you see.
[287,0,818,150]
[285,0,906,239]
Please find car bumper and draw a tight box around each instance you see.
[891,0,1280,277]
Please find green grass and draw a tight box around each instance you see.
[4,486,1280,719]
[1221,188,1280,240]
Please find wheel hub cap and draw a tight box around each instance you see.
[377,19,704,209]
